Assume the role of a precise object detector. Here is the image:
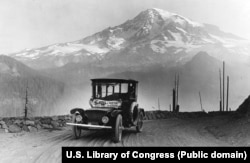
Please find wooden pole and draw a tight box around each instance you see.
[174,74,177,111]
[175,74,177,108]
[226,76,229,112]
[173,89,176,113]
[24,86,28,121]
[158,98,161,110]
[219,69,222,112]
[176,74,179,106]
[222,61,225,112]
[174,74,177,91]
[199,92,203,112]
[220,100,222,112]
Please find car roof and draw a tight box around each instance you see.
[91,78,138,83]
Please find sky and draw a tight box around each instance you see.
[0,0,249,54]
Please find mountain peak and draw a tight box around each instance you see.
[138,8,203,28]
[144,8,173,18]
[150,8,173,18]
[135,8,173,23]
[189,51,220,67]
[192,51,216,61]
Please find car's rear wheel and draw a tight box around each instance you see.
[136,111,143,132]
[113,114,123,143]
[72,115,81,139]
[130,102,138,125]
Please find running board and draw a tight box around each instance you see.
[66,123,112,129]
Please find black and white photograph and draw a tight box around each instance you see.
[0,0,250,162]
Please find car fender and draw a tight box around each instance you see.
[110,110,122,118]
[70,108,88,123]
[70,108,85,115]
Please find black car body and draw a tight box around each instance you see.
[67,78,145,142]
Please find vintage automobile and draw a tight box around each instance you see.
[66,78,145,143]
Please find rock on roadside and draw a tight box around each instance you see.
[0,121,8,129]
[42,124,52,129]
[51,120,59,128]
[28,126,38,132]
[22,125,30,132]
[8,124,22,133]
[25,120,35,126]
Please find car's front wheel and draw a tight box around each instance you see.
[136,111,143,132]
[113,114,123,143]
[72,115,81,139]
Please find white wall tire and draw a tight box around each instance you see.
[72,114,82,139]
[113,114,123,143]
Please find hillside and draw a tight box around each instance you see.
[0,55,64,117]
[237,95,250,116]
[106,52,250,112]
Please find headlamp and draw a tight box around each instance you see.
[102,116,109,124]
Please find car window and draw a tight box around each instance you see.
[107,85,113,96]
[121,83,128,93]
[101,85,106,97]
[94,82,129,99]
[96,85,102,98]
[114,84,120,93]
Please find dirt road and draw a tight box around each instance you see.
[0,116,249,163]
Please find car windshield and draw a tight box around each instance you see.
[92,82,128,100]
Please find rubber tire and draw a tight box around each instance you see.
[113,114,123,143]
[72,115,81,139]
[129,102,138,125]
[136,112,143,132]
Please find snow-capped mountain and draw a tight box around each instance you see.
[8,8,250,69]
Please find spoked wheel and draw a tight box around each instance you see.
[72,115,82,139]
[136,112,143,132]
[73,126,81,139]
[113,114,123,143]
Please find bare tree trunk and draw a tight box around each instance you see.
[222,61,225,112]
[176,74,179,106]
[219,69,222,112]
[173,89,176,113]
[199,91,203,112]
[158,98,161,111]
[25,86,28,120]
[226,76,229,112]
